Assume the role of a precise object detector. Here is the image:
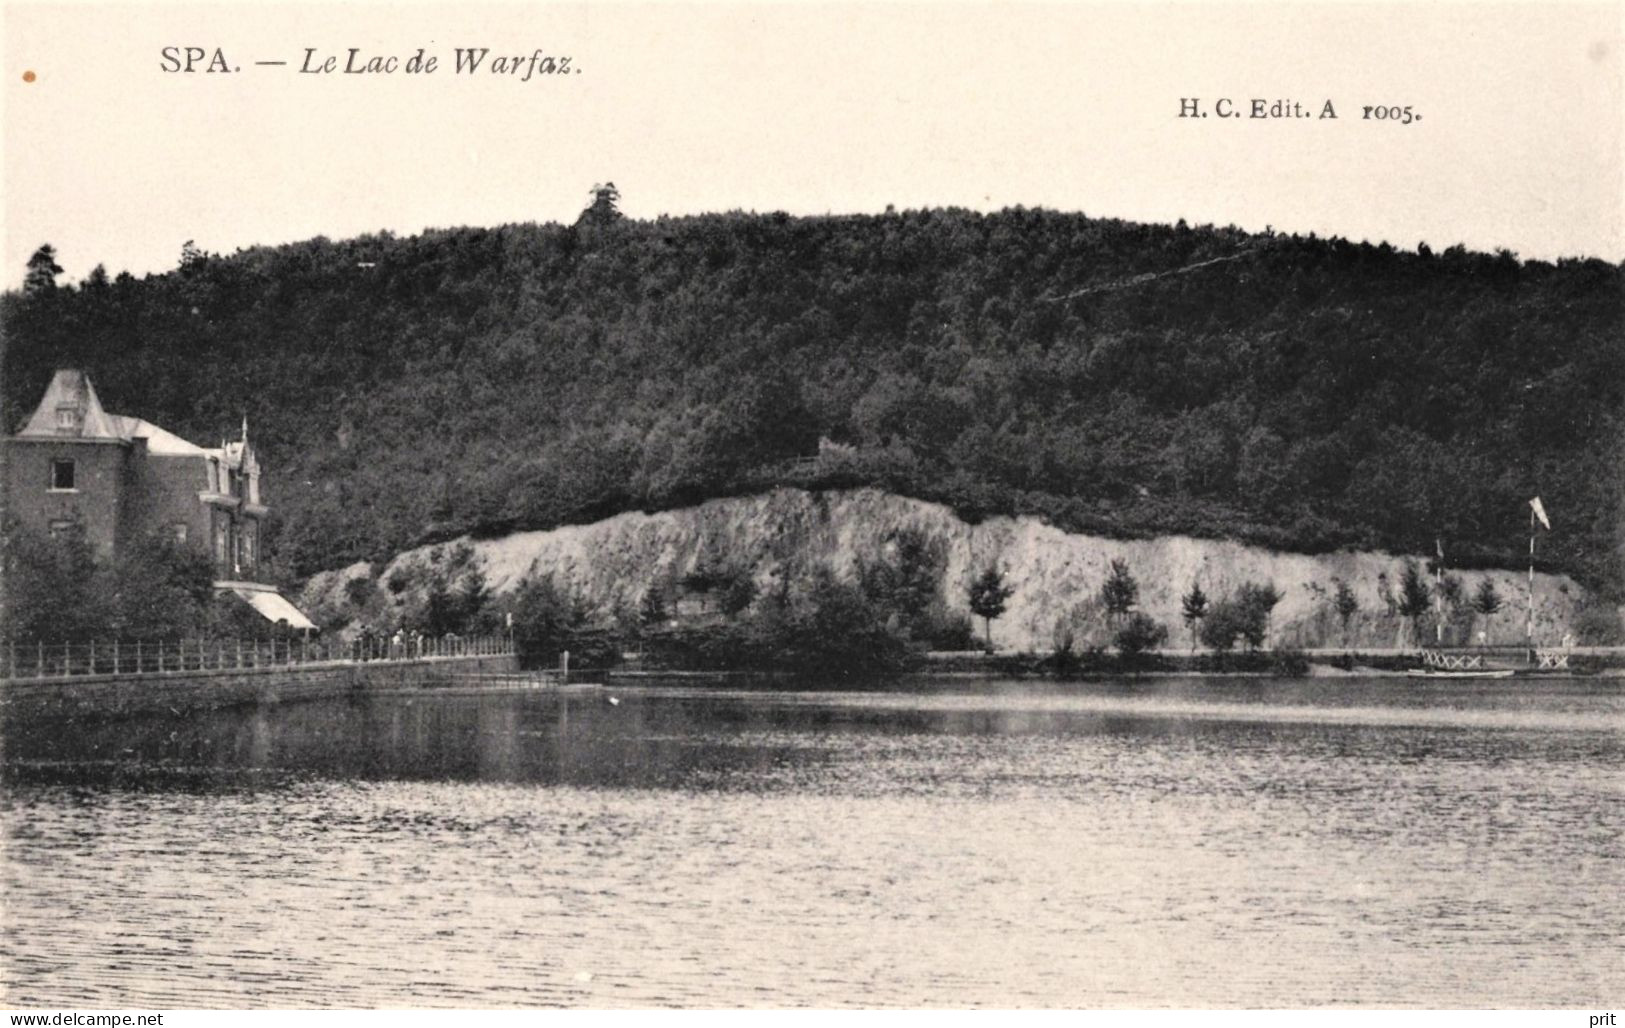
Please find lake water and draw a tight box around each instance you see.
[2,676,1622,1008]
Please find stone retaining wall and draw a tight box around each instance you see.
[0,653,519,725]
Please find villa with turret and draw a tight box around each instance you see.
[3,369,314,628]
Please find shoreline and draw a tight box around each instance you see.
[601,664,1625,685]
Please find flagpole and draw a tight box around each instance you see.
[1434,539,1444,644]
[1526,505,1535,662]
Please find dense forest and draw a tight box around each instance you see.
[5,197,1622,597]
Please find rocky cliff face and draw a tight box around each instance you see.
[301,488,1590,651]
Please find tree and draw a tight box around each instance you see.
[421,577,457,634]
[1397,561,1432,645]
[639,583,670,629]
[1471,579,1502,642]
[792,569,912,673]
[1180,581,1208,650]
[1100,558,1139,625]
[1438,574,1463,609]
[24,244,63,296]
[1,520,100,640]
[967,565,1014,651]
[1235,581,1282,649]
[456,566,491,630]
[0,523,216,642]
[859,526,947,635]
[179,239,207,270]
[1199,599,1246,652]
[1333,580,1359,648]
[578,182,623,227]
[509,573,589,665]
[719,572,758,616]
[1115,611,1168,658]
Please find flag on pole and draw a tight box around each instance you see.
[1529,497,1551,531]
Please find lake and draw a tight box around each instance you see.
[2,676,1621,1007]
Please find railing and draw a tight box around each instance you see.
[1421,649,1487,670]
[1,633,515,682]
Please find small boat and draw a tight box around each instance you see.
[1406,667,1515,679]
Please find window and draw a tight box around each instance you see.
[55,406,81,433]
[50,460,75,490]
[173,523,189,544]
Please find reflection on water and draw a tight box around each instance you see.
[3,677,1622,1007]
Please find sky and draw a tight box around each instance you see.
[2,1,1621,288]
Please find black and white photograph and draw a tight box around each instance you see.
[1,0,1621,1014]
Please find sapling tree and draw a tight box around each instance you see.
[1100,559,1139,626]
[1397,561,1432,645]
[1471,579,1502,643]
[1333,580,1359,648]
[1181,581,1208,651]
[967,565,1014,651]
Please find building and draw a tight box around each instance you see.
[3,369,314,629]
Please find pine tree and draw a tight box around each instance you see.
[24,244,63,296]
[1100,559,1139,626]
[578,182,623,227]
[1181,581,1208,650]
[1397,561,1432,645]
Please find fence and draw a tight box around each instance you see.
[2,632,515,681]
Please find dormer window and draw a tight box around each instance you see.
[55,405,81,434]
[50,460,76,491]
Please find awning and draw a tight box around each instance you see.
[232,589,317,630]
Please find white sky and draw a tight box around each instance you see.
[2,1,1621,287]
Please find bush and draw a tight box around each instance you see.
[507,573,605,668]
[1199,600,1247,651]
[1115,612,1168,658]
[344,576,376,608]
[1270,648,1311,677]
[919,607,978,651]
[1,522,221,642]
[648,565,916,675]
[1572,600,1625,645]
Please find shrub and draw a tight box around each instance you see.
[1572,600,1625,645]
[1199,599,1246,651]
[344,576,376,608]
[1270,648,1311,677]
[1115,612,1168,658]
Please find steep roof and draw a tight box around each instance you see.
[14,370,251,465]
[16,369,124,440]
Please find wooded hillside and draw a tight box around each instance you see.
[5,204,1621,595]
